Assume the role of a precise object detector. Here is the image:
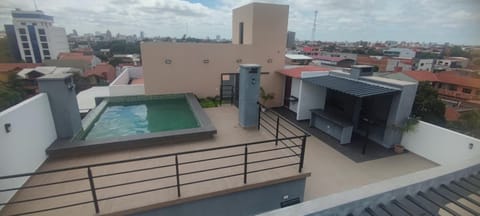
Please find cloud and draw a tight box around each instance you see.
[0,0,479,44]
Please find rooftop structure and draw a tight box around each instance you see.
[4,9,69,63]
[0,63,40,82]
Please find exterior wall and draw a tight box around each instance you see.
[415,59,434,71]
[109,68,145,96]
[48,27,69,59]
[0,94,57,209]
[43,59,90,71]
[436,82,480,101]
[135,178,306,216]
[289,78,301,112]
[297,81,326,120]
[141,3,288,107]
[402,121,480,165]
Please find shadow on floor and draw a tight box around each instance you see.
[273,107,402,163]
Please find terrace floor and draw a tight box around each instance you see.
[1,105,437,216]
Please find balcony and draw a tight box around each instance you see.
[438,89,474,100]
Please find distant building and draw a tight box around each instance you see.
[285,54,312,65]
[0,63,40,82]
[140,31,144,40]
[17,66,81,95]
[106,30,112,41]
[414,59,434,71]
[383,48,416,59]
[386,58,413,72]
[286,31,295,49]
[4,9,69,63]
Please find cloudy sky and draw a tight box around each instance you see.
[1,0,479,45]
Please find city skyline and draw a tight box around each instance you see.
[0,0,479,45]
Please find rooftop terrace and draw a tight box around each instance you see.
[0,105,437,215]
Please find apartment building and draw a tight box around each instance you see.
[4,9,69,63]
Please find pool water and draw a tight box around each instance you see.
[84,97,199,141]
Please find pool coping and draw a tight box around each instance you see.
[46,93,217,157]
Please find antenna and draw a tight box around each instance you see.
[312,10,318,42]
[33,0,39,10]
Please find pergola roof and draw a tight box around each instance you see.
[304,75,400,97]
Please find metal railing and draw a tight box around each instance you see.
[0,107,309,216]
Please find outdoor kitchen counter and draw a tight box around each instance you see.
[309,109,353,144]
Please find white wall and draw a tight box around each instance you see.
[297,81,326,120]
[0,94,57,208]
[109,67,145,96]
[48,27,70,59]
[402,121,480,165]
[289,78,301,113]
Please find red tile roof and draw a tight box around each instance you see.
[436,72,480,89]
[403,71,439,82]
[84,63,116,82]
[58,52,94,63]
[278,66,331,78]
[445,107,460,121]
[0,63,41,73]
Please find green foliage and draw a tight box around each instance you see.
[0,74,26,111]
[448,46,471,58]
[415,52,440,59]
[199,97,219,108]
[71,73,92,94]
[260,87,274,105]
[412,82,446,125]
[108,58,123,67]
[0,37,15,63]
[447,110,480,139]
[91,40,140,54]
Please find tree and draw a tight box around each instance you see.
[0,74,26,111]
[447,110,480,139]
[412,82,446,125]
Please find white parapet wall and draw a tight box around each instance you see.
[0,94,57,209]
[401,121,480,165]
[109,67,145,96]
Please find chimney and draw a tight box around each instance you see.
[350,65,374,79]
[37,73,82,139]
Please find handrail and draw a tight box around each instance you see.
[0,107,309,215]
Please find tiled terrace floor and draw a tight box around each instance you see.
[0,105,437,215]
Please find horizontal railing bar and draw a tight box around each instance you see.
[180,173,244,187]
[0,189,91,206]
[178,153,244,166]
[0,177,89,193]
[259,123,275,137]
[179,163,244,177]
[93,163,175,179]
[260,117,276,130]
[247,163,300,174]
[247,155,299,165]
[10,200,93,216]
[95,174,177,191]
[97,184,177,202]
[0,136,305,180]
[263,109,311,136]
[261,113,302,137]
[249,145,300,155]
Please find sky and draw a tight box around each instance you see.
[0,0,479,45]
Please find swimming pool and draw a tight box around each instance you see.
[84,97,199,141]
[47,93,216,157]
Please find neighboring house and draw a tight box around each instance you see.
[112,54,141,66]
[386,58,413,72]
[285,54,312,65]
[313,55,356,68]
[319,51,358,60]
[301,45,321,56]
[84,62,116,83]
[16,66,81,95]
[141,3,289,106]
[0,63,40,82]
[383,48,416,59]
[434,57,469,71]
[356,55,389,71]
[413,59,434,71]
[3,9,69,63]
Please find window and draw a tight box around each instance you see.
[40,36,47,42]
[462,88,472,94]
[449,85,457,91]
[420,63,424,66]
[38,29,45,35]
[20,35,28,41]
[44,56,51,60]
[18,28,26,34]
[24,50,31,55]
[437,83,442,88]
[22,43,29,48]
[32,22,37,26]
[43,50,50,56]
[20,22,26,25]
[25,57,33,63]
[41,43,48,49]
[239,22,244,44]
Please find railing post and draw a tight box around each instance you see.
[275,115,280,146]
[298,136,307,173]
[243,145,248,184]
[175,154,181,197]
[257,103,261,130]
[230,86,234,105]
[220,85,223,106]
[87,167,100,214]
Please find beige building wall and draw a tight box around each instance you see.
[141,3,289,107]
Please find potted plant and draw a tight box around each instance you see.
[260,87,274,111]
[393,117,419,153]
